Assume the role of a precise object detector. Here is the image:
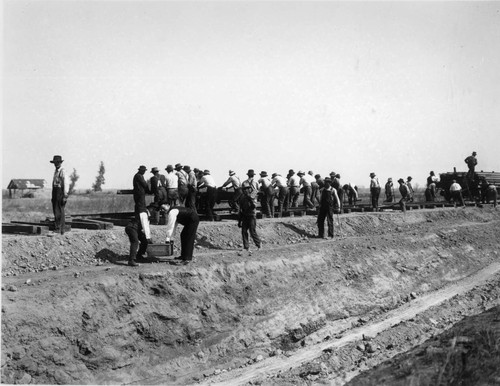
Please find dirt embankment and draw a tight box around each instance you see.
[2,207,500,385]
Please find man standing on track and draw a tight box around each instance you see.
[222,170,242,213]
[238,184,262,254]
[271,172,289,217]
[50,155,69,234]
[465,151,478,177]
[370,172,381,211]
[317,177,337,239]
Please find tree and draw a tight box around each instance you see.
[69,168,80,194]
[92,161,106,192]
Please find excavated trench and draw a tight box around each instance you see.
[1,208,500,385]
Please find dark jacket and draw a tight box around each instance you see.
[239,195,257,219]
[319,188,335,212]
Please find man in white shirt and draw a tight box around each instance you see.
[222,170,242,213]
[197,170,217,221]
[271,173,289,217]
[298,170,315,209]
[258,171,274,217]
[175,163,189,205]
[165,164,179,206]
[242,169,259,200]
[163,204,200,265]
[449,180,465,207]
[288,170,301,208]
[369,172,381,211]
[50,155,69,234]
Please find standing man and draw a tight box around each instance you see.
[149,167,167,224]
[175,163,189,206]
[311,172,321,207]
[287,169,301,208]
[258,171,274,217]
[183,165,198,211]
[298,170,315,209]
[406,176,415,202]
[464,151,478,177]
[163,203,200,265]
[165,164,179,206]
[50,155,69,234]
[384,178,394,203]
[197,169,217,221]
[397,178,411,212]
[370,172,381,211]
[133,165,152,242]
[317,177,337,239]
[426,171,439,202]
[238,185,262,253]
[271,172,289,217]
[222,170,242,213]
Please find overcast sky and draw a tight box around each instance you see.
[3,1,500,191]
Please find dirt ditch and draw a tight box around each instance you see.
[1,207,500,385]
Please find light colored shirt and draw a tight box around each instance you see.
[288,175,301,188]
[222,175,241,189]
[165,172,178,189]
[198,174,216,188]
[176,169,188,186]
[52,167,69,196]
[242,177,259,191]
[370,177,380,189]
[258,176,272,189]
[450,182,462,192]
[300,174,315,187]
[272,175,287,188]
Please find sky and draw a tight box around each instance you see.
[2,1,500,191]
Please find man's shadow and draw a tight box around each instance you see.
[95,248,159,266]
[279,222,316,238]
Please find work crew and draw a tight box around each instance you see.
[317,177,338,239]
[222,170,242,213]
[449,179,465,207]
[343,183,358,206]
[175,163,189,206]
[165,165,179,206]
[50,155,69,234]
[384,178,394,203]
[288,169,301,208]
[163,203,200,265]
[197,169,217,221]
[149,167,167,224]
[183,165,198,211]
[238,184,262,253]
[271,172,289,217]
[369,172,381,211]
[298,170,315,209]
[397,178,411,212]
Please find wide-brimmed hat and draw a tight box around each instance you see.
[407,176,412,180]
[288,169,294,174]
[151,167,159,174]
[138,165,147,171]
[335,174,341,178]
[330,171,336,176]
[271,173,278,178]
[370,172,376,177]
[324,177,332,183]
[203,169,210,174]
[175,163,182,169]
[165,165,174,172]
[50,155,63,163]
[229,170,235,175]
[388,177,392,181]
[297,170,305,176]
[398,178,405,183]
[247,169,255,176]
[472,151,477,155]
[183,165,191,172]
[260,171,268,177]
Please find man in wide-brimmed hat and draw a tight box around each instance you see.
[133,165,153,242]
[174,163,189,205]
[271,172,289,217]
[384,177,394,203]
[197,169,217,220]
[288,169,301,208]
[369,172,381,211]
[222,169,243,213]
[317,177,339,239]
[298,170,315,210]
[50,155,69,234]
[164,164,179,206]
[183,165,198,211]
[238,185,262,254]
[241,169,259,200]
[258,171,275,217]
[397,178,411,212]
[149,167,167,224]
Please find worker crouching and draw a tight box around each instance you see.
[163,203,200,265]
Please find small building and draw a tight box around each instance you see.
[6,179,47,198]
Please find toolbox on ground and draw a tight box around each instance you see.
[147,241,174,257]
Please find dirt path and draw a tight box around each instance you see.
[204,261,500,385]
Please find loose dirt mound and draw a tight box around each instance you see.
[1,207,500,385]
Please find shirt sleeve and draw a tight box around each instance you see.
[165,209,179,239]
[61,168,70,196]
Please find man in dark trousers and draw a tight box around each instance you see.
[133,165,150,214]
[149,167,167,224]
[464,151,478,177]
[163,203,200,265]
[317,177,338,239]
[50,155,69,234]
[397,178,411,212]
[125,211,151,267]
[238,184,262,253]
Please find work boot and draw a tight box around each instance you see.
[128,260,139,267]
